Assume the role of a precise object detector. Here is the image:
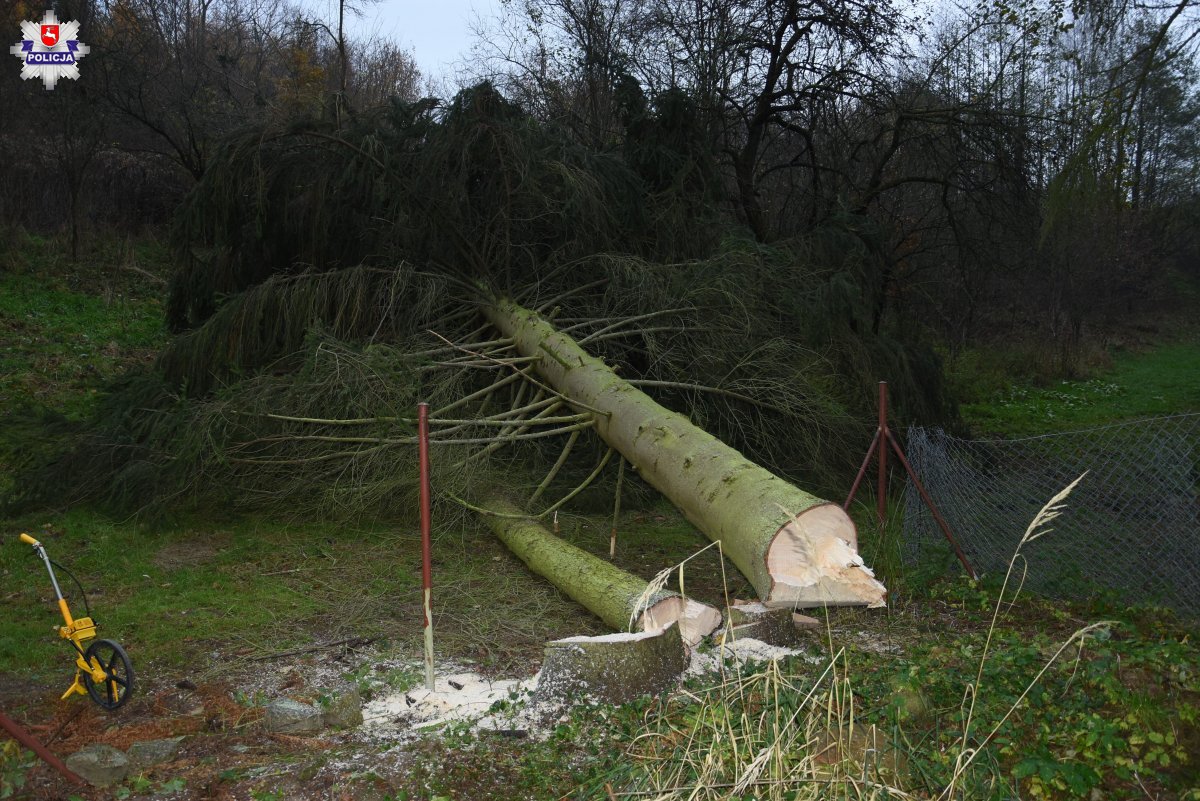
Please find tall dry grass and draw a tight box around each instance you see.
[606,475,1109,800]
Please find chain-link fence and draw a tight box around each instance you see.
[902,414,1200,616]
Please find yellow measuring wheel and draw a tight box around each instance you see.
[18,533,134,710]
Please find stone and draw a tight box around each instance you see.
[322,689,363,729]
[127,737,184,769]
[263,698,323,735]
[65,744,130,788]
[793,613,822,631]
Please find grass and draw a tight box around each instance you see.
[571,508,1200,801]
[0,507,631,690]
[0,229,171,498]
[954,342,1200,436]
[0,229,169,420]
[0,503,743,694]
[371,572,1198,801]
[2,512,384,680]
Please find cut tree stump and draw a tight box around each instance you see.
[483,497,720,645]
[534,622,688,705]
[724,602,806,647]
[483,298,887,609]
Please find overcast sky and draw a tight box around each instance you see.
[314,0,501,81]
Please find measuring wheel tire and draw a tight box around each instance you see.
[83,639,134,710]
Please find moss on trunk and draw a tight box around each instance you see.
[482,497,720,643]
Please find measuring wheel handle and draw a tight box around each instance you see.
[82,639,134,710]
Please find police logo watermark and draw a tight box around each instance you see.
[10,10,89,90]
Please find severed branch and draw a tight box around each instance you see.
[429,414,591,428]
[574,308,693,343]
[453,446,614,520]
[427,329,610,417]
[253,412,414,426]
[449,399,566,468]
[406,336,513,360]
[584,325,699,344]
[610,456,625,557]
[230,420,596,454]
[421,357,537,372]
[528,429,580,507]
[434,367,529,417]
[252,397,560,429]
[533,278,610,313]
[229,444,390,466]
[427,397,559,439]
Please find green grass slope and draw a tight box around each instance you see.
[957,342,1200,437]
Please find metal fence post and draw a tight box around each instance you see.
[417,402,435,692]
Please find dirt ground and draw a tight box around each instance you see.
[5,639,535,801]
[2,604,928,801]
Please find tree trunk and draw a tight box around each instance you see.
[482,497,721,645]
[482,298,887,609]
[735,146,767,241]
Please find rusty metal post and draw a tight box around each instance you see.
[844,380,975,579]
[417,402,435,692]
[877,381,888,530]
[843,428,880,510]
[0,710,84,787]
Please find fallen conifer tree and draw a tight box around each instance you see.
[10,87,945,621]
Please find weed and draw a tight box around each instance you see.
[342,662,378,699]
[159,777,187,793]
[380,665,424,694]
[233,689,269,708]
[0,742,33,800]
[114,775,154,798]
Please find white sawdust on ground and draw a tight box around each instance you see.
[227,629,878,753]
[359,668,540,740]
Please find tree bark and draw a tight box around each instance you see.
[483,298,886,609]
[482,497,721,645]
[535,623,688,705]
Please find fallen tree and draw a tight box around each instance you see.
[483,297,887,609]
[12,90,947,630]
[15,86,960,528]
[482,497,721,646]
